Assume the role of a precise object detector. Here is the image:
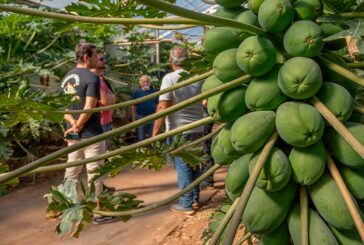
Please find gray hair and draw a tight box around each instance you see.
[139,75,151,83]
[169,46,188,66]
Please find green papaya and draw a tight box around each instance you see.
[214,6,246,19]
[294,0,322,20]
[213,48,245,83]
[207,85,247,122]
[234,10,259,39]
[320,52,358,97]
[340,164,364,200]
[202,75,223,93]
[276,102,325,147]
[248,0,264,13]
[308,172,356,230]
[245,65,287,111]
[316,82,353,122]
[236,36,277,76]
[203,27,243,54]
[225,154,253,200]
[242,180,297,233]
[258,223,290,245]
[288,203,339,245]
[283,20,324,57]
[216,0,246,8]
[278,57,322,99]
[320,23,346,50]
[231,111,276,154]
[289,140,326,185]
[258,0,294,33]
[249,147,291,192]
[211,124,241,165]
[326,122,364,168]
[329,225,363,245]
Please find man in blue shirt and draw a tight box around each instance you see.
[131,75,158,141]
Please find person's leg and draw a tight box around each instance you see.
[102,123,112,150]
[146,121,154,138]
[191,166,201,203]
[173,155,194,208]
[64,141,84,182]
[84,141,106,197]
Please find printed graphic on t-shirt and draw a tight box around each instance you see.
[61,73,80,100]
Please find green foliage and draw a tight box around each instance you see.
[44,179,143,237]
[96,134,205,178]
[201,199,232,244]
[0,162,19,196]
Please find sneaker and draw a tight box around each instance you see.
[170,204,195,215]
[192,201,200,209]
[92,215,119,225]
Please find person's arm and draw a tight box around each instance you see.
[76,96,98,131]
[99,88,109,106]
[152,100,172,137]
[64,113,76,126]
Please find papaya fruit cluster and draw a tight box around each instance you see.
[202,0,364,243]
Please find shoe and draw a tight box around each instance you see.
[170,204,195,215]
[92,215,119,225]
[192,201,200,209]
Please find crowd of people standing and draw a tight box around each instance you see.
[61,42,214,224]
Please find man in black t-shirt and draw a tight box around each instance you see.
[61,43,117,224]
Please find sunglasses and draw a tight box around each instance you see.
[99,57,106,62]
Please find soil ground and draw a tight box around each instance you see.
[0,164,246,245]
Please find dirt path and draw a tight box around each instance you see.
[0,165,227,245]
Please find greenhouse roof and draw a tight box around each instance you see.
[33,0,218,43]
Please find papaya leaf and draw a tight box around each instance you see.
[0,136,13,161]
[323,19,364,41]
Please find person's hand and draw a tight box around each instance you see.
[64,126,78,143]
[202,99,208,107]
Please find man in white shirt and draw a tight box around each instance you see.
[152,46,204,215]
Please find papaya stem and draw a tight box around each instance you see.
[0,75,251,186]
[222,132,279,245]
[341,12,364,18]
[311,96,364,160]
[317,55,364,87]
[348,62,364,69]
[210,197,241,245]
[0,4,206,25]
[53,70,214,114]
[170,123,224,155]
[93,164,221,217]
[300,186,309,245]
[23,117,214,175]
[236,232,252,245]
[354,106,364,115]
[201,0,216,4]
[326,153,364,242]
[137,0,266,34]
[138,24,196,30]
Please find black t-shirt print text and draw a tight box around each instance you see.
[61,68,103,139]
